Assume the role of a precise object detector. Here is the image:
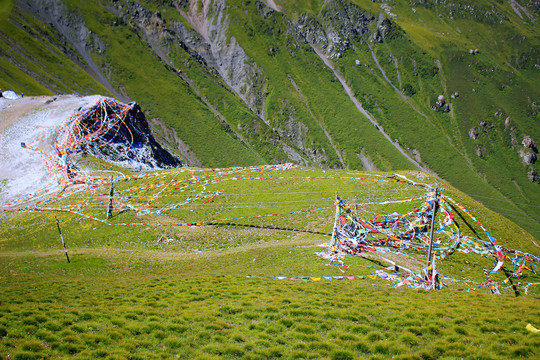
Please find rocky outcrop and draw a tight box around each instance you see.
[469,127,479,140]
[69,98,183,169]
[373,16,395,43]
[474,145,487,158]
[519,135,538,165]
[522,135,538,152]
[175,0,267,118]
[520,151,537,165]
[432,94,450,112]
[106,0,267,119]
[295,0,377,57]
[527,169,539,183]
[480,121,494,131]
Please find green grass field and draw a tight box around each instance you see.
[1,164,539,359]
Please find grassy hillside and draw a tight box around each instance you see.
[1,164,539,359]
[0,0,538,239]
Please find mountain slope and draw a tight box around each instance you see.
[0,0,538,237]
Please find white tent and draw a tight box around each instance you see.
[2,90,22,100]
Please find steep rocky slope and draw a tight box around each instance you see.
[0,0,538,237]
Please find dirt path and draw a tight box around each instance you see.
[287,75,346,167]
[0,96,53,132]
[312,46,430,174]
[264,0,282,12]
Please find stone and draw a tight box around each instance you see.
[469,127,479,140]
[527,169,539,183]
[480,121,494,129]
[521,152,537,165]
[522,135,537,152]
[474,145,486,158]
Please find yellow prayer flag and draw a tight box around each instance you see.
[526,324,539,334]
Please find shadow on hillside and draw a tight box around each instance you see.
[212,222,332,236]
[447,202,482,239]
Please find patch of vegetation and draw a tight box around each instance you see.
[0,166,538,359]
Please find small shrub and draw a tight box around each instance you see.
[338,333,357,341]
[223,344,244,357]
[166,324,188,333]
[426,325,441,335]
[21,341,44,352]
[231,333,245,342]
[454,326,468,335]
[79,312,93,321]
[351,324,370,334]
[308,341,332,351]
[367,331,384,341]
[406,326,423,336]
[401,333,419,346]
[70,324,85,333]
[203,343,223,356]
[127,325,142,336]
[109,330,123,340]
[295,324,315,334]
[213,335,226,343]
[60,343,80,354]
[291,350,308,359]
[124,313,138,320]
[13,352,40,360]
[374,342,390,354]
[154,330,167,340]
[21,318,38,326]
[62,335,80,343]
[262,347,283,358]
[219,305,242,314]
[164,336,182,349]
[354,341,370,353]
[331,349,354,360]
[44,321,61,331]
[418,349,437,360]
[91,349,109,358]
[111,318,125,327]
[511,346,532,357]
[266,325,282,334]
[280,318,294,328]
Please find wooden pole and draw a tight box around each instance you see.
[426,188,438,284]
[55,216,70,263]
[330,194,341,249]
[107,176,114,219]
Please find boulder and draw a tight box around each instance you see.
[527,169,539,183]
[522,135,537,152]
[520,150,537,165]
[469,127,479,140]
[474,145,486,158]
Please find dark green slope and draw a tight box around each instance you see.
[0,0,538,238]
